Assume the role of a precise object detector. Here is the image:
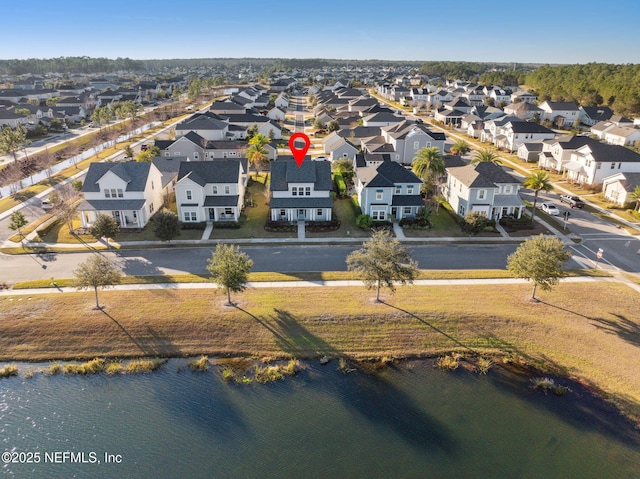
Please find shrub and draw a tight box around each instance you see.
[181,221,207,231]
[351,195,362,215]
[356,214,373,228]
[461,212,490,234]
[475,357,494,375]
[437,353,461,371]
[334,172,347,197]
[64,358,106,375]
[0,365,18,378]
[189,355,209,372]
[46,362,63,375]
[123,359,166,374]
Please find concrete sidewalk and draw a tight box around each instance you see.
[0,275,612,297]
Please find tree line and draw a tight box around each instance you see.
[0,56,144,75]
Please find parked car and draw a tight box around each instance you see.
[41,199,53,211]
[314,129,327,135]
[540,203,560,216]
[559,194,585,208]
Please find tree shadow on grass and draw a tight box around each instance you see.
[100,310,182,357]
[234,306,340,358]
[538,300,640,348]
[380,300,478,356]
[589,314,640,348]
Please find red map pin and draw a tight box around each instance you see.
[288,132,310,168]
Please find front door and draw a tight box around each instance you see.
[112,211,121,226]
[209,208,215,221]
[391,207,398,218]
[298,209,306,220]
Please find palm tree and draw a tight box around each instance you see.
[245,143,269,183]
[412,147,445,199]
[629,185,640,211]
[450,139,471,156]
[523,171,553,223]
[471,148,502,165]
[248,132,270,149]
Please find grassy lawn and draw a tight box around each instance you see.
[40,219,96,244]
[1,282,639,421]
[210,175,296,240]
[306,198,369,238]
[403,207,465,237]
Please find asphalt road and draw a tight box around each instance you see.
[1,244,533,283]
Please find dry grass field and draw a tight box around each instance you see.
[1,282,639,419]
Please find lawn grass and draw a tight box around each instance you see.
[209,175,296,239]
[402,206,465,237]
[306,198,369,238]
[1,282,639,421]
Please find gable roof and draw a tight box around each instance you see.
[176,160,243,186]
[176,113,227,131]
[507,122,555,134]
[270,157,332,191]
[82,161,152,193]
[357,161,422,187]
[447,162,521,188]
[577,142,640,163]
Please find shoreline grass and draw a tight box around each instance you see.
[0,282,638,422]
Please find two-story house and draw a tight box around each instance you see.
[269,158,333,222]
[539,101,580,127]
[495,121,556,152]
[381,121,446,163]
[444,162,524,220]
[563,142,640,185]
[79,162,164,229]
[174,159,248,223]
[355,161,424,220]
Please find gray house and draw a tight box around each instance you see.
[269,157,333,222]
[355,161,424,220]
[444,162,524,220]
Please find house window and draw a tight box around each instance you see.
[186,190,192,200]
[104,189,111,198]
[111,189,118,198]
[193,153,199,159]
[305,187,311,196]
[372,210,385,220]
[597,162,601,169]
[151,181,154,190]
[375,190,383,200]
[407,185,414,194]
[395,186,401,194]
[504,185,512,194]
[404,207,412,215]
[224,185,230,195]
[611,162,616,169]
[414,141,419,150]
[280,209,286,217]
[117,189,123,198]
[224,208,233,216]
[618,162,622,169]
[212,186,218,195]
[183,211,197,222]
[317,208,323,216]
[459,205,466,216]
[478,189,486,200]
[292,187,298,196]
[149,203,155,213]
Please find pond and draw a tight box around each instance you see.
[1,359,639,478]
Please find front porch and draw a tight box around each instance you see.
[271,207,332,222]
[78,199,148,228]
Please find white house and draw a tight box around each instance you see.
[495,121,556,152]
[175,113,229,141]
[267,107,285,121]
[443,162,524,220]
[79,161,164,229]
[563,142,640,185]
[269,157,333,222]
[174,159,248,223]
[601,126,640,146]
[601,172,640,207]
[539,101,580,127]
[355,161,424,221]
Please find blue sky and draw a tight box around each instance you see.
[1,0,639,64]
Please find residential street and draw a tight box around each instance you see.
[0,243,534,282]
